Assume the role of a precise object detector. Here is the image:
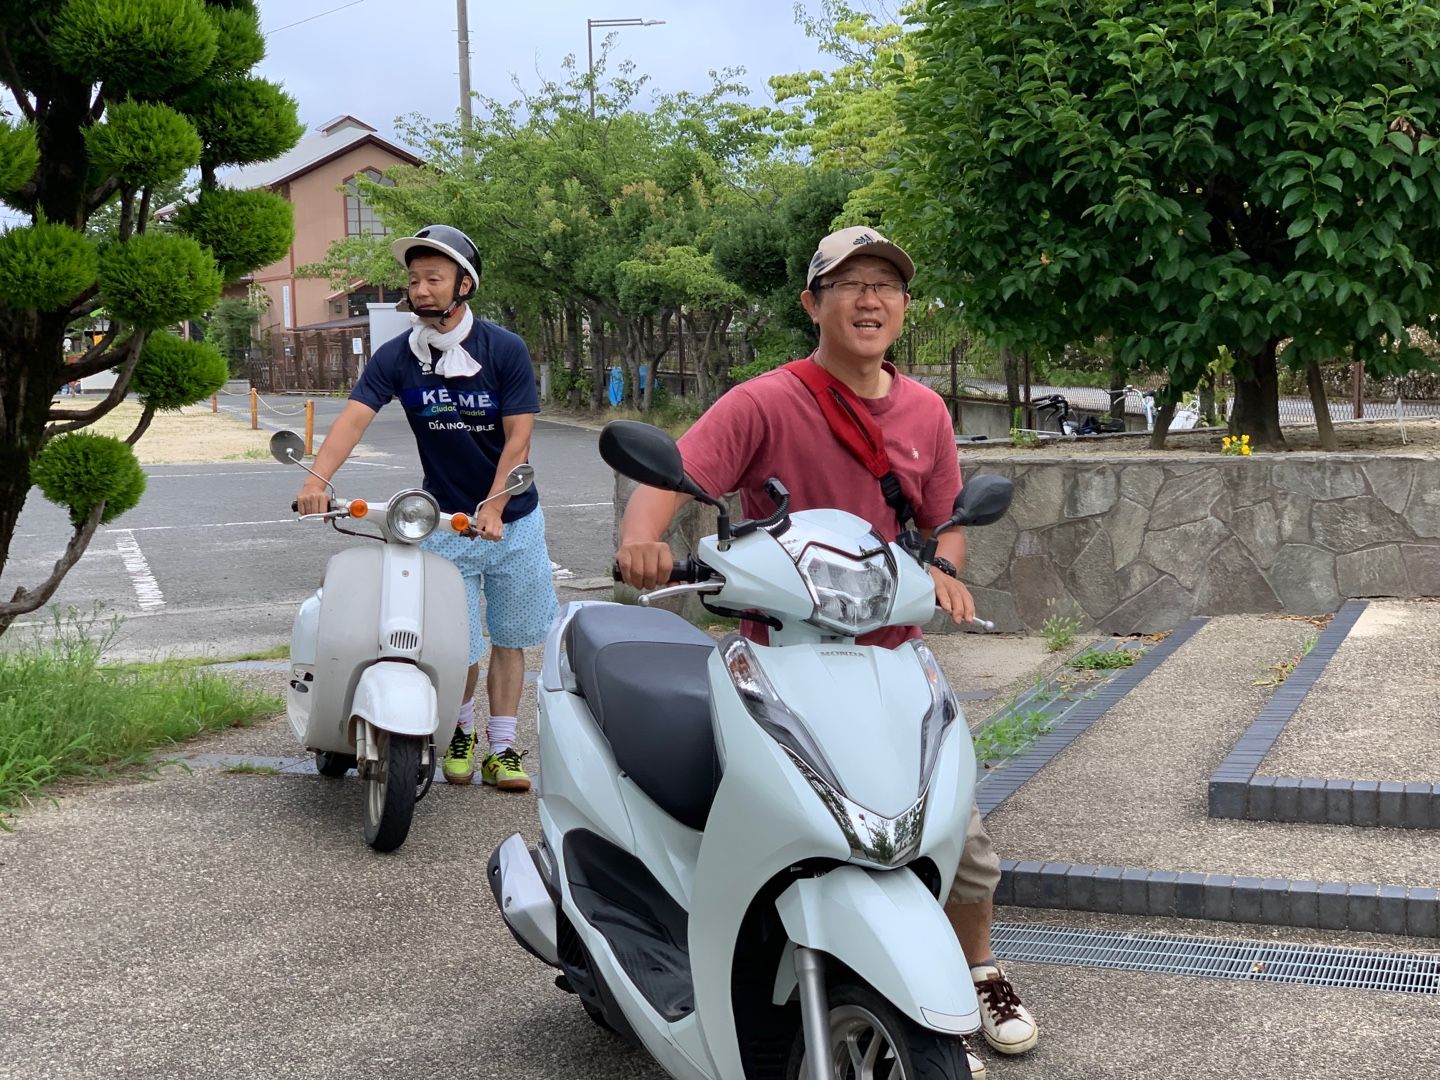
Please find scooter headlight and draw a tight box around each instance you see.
[796,545,896,637]
[386,489,440,543]
[721,635,843,791]
[723,634,929,869]
[912,641,960,796]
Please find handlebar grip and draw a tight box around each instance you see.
[612,558,704,583]
[291,500,299,512]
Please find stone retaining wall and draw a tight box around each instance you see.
[613,454,1440,634]
[961,453,1440,633]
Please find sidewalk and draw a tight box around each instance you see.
[1,607,1435,1079]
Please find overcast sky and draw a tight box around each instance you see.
[253,0,874,146]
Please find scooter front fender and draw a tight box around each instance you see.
[350,662,438,738]
[774,865,981,1035]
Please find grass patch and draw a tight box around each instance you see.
[1253,634,1317,688]
[0,611,281,824]
[224,762,279,776]
[1041,611,1082,653]
[1069,647,1137,671]
[105,642,289,676]
[225,448,271,461]
[973,706,1053,767]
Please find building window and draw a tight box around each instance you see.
[344,168,393,236]
[346,285,383,318]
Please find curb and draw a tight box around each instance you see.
[1206,602,1437,830]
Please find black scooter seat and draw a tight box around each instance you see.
[565,605,720,830]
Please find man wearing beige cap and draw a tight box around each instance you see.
[616,225,1039,1078]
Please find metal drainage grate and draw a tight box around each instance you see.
[992,922,1440,995]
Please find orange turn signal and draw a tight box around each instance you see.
[451,512,471,532]
[349,499,368,518]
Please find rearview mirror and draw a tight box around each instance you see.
[503,463,534,496]
[473,463,536,512]
[269,430,305,465]
[951,475,1013,527]
[599,420,688,492]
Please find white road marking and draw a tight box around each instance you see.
[104,519,298,533]
[545,502,611,509]
[111,529,166,610]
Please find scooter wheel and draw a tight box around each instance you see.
[361,732,423,852]
[786,980,973,1080]
[314,750,356,778]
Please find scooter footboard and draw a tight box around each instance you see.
[774,865,981,1035]
[351,662,437,738]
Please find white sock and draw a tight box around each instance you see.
[456,697,475,736]
[487,715,517,753]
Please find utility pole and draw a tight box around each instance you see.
[457,0,472,138]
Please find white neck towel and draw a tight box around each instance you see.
[408,307,479,377]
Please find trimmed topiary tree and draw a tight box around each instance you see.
[0,0,300,634]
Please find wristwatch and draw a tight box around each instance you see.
[931,556,960,580]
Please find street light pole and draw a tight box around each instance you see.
[586,17,665,118]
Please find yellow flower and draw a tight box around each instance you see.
[1222,436,1233,446]
[1241,434,1251,444]
[1241,445,1252,456]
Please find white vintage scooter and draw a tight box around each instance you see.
[271,429,533,852]
[489,421,1013,1079]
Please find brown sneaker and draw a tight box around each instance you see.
[972,963,1038,1055]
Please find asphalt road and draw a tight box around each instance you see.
[2,397,617,659]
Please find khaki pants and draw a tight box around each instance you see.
[947,802,1002,905]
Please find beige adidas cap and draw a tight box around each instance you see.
[805,225,916,291]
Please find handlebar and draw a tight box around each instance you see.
[612,555,712,585]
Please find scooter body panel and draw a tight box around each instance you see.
[773,865,981,1034]
[350,661,438,737]
[287,544,467,755]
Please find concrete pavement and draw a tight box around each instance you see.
[4,614,1438,1079]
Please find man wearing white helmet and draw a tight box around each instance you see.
[296,224,556,792]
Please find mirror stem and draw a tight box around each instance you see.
[287,450,334,495]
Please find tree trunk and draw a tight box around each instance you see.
[564,302,583,407]
[0,310,75,600]
[706,310,732,407]
[588,306,606,410]
[1000,346,1022,413]
[1230,339,1287,449]
[1147,398,1177,449]
[1199,373,1217,427]
[1305,360,1339,451]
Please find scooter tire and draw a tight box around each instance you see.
[362,732,422,852]
[786,979,972,1080]
[315,751,356,778]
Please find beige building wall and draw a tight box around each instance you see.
[251,144,413,333]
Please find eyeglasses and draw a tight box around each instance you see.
[813,279,909,299]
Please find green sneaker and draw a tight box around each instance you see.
[481,747,531,792]
[442,726,476,785]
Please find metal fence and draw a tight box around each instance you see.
[249,329,364,393]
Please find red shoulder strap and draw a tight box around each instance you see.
[783,358,889,479]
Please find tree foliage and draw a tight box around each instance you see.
[893,0,1440,445]
[29,432,146,528]
[0,0,300,633]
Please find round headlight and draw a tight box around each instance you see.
[386,489,440,542]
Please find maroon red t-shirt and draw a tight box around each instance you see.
[677,359,961,648]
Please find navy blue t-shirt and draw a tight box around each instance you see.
[350,318,540,522]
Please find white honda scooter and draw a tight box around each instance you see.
[489,421,1013,1079]
[271,429,533,852]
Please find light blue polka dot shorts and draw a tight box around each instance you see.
[421,506,558,665]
